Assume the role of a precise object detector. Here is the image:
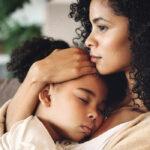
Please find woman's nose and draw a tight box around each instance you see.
[85,33,97,49]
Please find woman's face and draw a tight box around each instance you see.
[85,0,132,75]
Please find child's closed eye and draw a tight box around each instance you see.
[79,97,89,104]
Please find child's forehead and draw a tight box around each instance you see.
[56,74,106,88]
[74,74,104,83]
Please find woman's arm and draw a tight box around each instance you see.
[6,75,43,131]
[6,48,96,131]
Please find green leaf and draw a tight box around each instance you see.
[0,0,30,21]
[2,23,41,53]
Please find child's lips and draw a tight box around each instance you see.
[80,125,93,136]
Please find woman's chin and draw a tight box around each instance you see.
[96,66,114,75]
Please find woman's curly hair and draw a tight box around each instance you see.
[69,0,150,110]
[7,37,70,83]
[69,0,91,45]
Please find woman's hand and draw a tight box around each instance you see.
[28,47,97,85]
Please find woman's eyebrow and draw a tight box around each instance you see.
[92,17,111,23]
[78,88,95,96]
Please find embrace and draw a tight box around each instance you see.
[0,0,150,149]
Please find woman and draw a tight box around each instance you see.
[3,0,150,149]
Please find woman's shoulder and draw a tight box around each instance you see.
[104,112,150,150]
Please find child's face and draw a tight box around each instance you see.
[47,74,108,142]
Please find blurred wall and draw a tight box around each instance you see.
[11,0,47,26]
[12,0,79,45]
[42,0,79,46]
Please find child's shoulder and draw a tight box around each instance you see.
[7,115,57,149]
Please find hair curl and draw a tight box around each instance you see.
[7,37,70,82]
[69,0,150,110]
[69,0,91,45]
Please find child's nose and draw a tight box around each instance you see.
[87,111,98,121]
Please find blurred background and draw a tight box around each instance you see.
[0,0,77,79]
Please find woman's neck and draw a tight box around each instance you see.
[125,70,132,93]
[92,71,146,138]
[125,70,137,100]
[125,70,147,111]
[92,106,142,138]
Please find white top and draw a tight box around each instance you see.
[0,116,57,150]
[0,115,132,150]
[58,121,131,150]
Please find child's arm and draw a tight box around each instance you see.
[6,48,96,131]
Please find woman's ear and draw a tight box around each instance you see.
[39,85,51,107]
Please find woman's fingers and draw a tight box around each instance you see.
[74,60,95,68]
[28,47,96,84]
[72,66,97,77]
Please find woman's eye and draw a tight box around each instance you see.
[98,25,108,32]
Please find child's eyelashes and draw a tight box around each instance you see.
[79,97,89,104]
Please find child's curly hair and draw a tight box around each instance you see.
[7,37,70,83]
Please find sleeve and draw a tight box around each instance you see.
[0,116,57,150]
[111,125,150,150]
[0,118,25,150]
[0,132,11,149]
[0,116,36,150]
[0,100,10,136]
[105,113,150,150]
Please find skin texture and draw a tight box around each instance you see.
[85,0,132,75]
[36,74,107,142]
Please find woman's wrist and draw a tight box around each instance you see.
[25,62,48,87]
[26,58,54,85]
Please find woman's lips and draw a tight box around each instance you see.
[90,55,102,63]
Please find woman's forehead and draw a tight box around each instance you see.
[89,0,114,18]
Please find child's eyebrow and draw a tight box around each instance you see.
[78,88,95,96]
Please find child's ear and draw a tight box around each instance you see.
[39,85,51,107]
